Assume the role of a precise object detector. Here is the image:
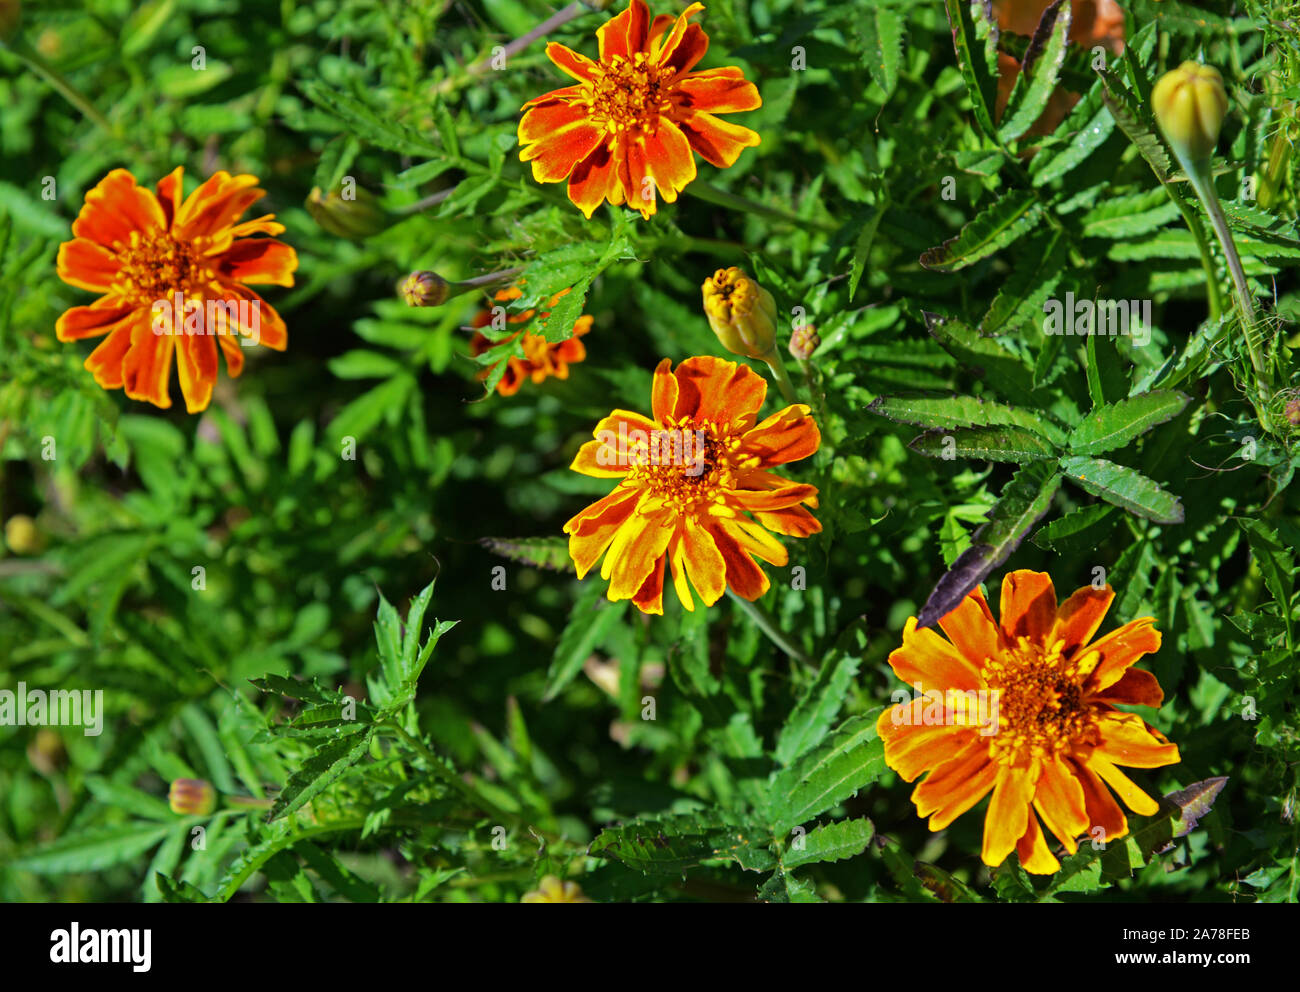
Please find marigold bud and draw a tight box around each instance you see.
[521,874,591,903]
[401,270,449,308]
[789,323,820,361]
[1285,396,1300,428]
[1151,61,1228,165]
[306,184,388,239]
[27,729,65,775]
[168,778,216,817]
[702,267,778,362]
[4,514,42,555]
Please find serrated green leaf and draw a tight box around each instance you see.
[782,817,875,869]
[774,625,864,765]
[587,814,775,875]
[909,425,1057,463]
[869,393,1068,446]
[1069,391,1190,455]
[920,189,1042,271]
[998,0,1072,144]
[267,731,372,822]
[767,711,886,834]
[12,823,172,875]
[479,536,575,573]
[1059,455,1183,524]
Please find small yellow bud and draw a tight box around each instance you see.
[702,267,779,362]
[1152,61,1229,165]
[27,729,65,775]
[168,779,216,817]
[789,323,820,361]
[4,514,42,555]
[400,270,449,308]
[306,184,389,239]
[521,874,591,903]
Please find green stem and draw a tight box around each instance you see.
[726,590,810,665]
[684,181,838,233]
[10,40,115,136]
[763,351,800,406]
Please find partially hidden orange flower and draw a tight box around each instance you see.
[518,0,761,219]
[469,286,592,396]
[877,570,1180,874]
[993,0,1126,136]
[564,356,820,614]
[56,168,297,413]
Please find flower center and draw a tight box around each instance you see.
[982,637,1099,766]
[113,231,210,304]
[585,53,675,135]
[625,417,754,516]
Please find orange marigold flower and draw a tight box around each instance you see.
[877,570,1180,875]
[518,0,761,219]
[469,286,592,396]
[564,356,820,615]
[55,167,298,413]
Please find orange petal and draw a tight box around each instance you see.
[83,321,137,389]
[520,104,607,184]
[719,517,787,567]
[566,142,620,219]
[1051,584,1115,655]
[980,764,1036,867]
[72,168,167,247]
[597,0,651,60]
[674,67,762,114]
[886,617,983,693]
[564,486,642,578]
[217,331,245,379]
[912,734,996,827]
[999,569,1057,643]
[1096,712,1180,769]
[1032,754,1090,854]
[121,319,175,409]
[670,356,766,427]
[214,284,287,351]
[623,136,658,218]
[543,42,600,84]
[1084,617,1161,693]
[650,357,678,421]
[733,484,818,513]
[156,166,185,228]
[602,506,675,601]
[632,554,667,616]
[173,172,264,241]
[878,703,974,783]
[1092,666,1164,707]
[55,301,136,342]
[706,519,768,600]
[752,503,821,538]
[225,213,285,239]
[679,515,726,607]
[57,238,122,292]
[741,404,820,466]
[1015,809,1061,874]
[676,111,761,168]
[216,238,298,287]
[1088,753,1161,816]
[658,4,708,74]
[1069,756,1128,846]
[175,332,220,414]
[639,121,696,203]
[937,587,1000,669]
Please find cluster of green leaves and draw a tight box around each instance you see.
[1,0,1298,903]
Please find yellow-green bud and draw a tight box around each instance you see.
[702,267,778,362]
[1152,61,1228,165]
[306,184,389,239]
[401,270,449,307]
[520,874,592,903]
[168,779,216,817]
[789,323,820,361]
[4,514,42,555]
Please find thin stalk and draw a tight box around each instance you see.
[726,590,809,665]
[685,181,838,233]
[434,2,587,96]
[11,40,115,136]
[762,351,800,406]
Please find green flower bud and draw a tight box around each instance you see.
[306,184,389,240]
[168,779,216,817]
[400,270,450,308]
[702,267,778,362]
[1152,61,1229,166]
